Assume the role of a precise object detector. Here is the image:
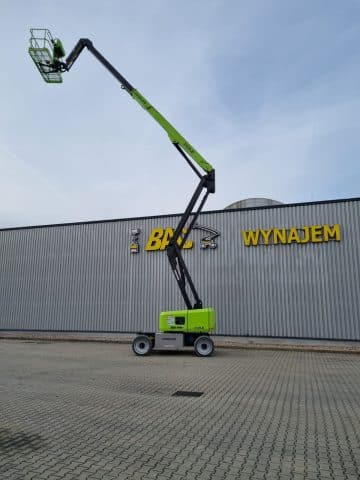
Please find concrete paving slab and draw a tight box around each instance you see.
[1,340,360,479]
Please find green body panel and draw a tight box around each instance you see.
[131,90,214,174]
[159,308,215,333]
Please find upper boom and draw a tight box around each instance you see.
[66,38,214,175]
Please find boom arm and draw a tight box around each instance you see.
[66,39,213,174]
[56,38,215,309]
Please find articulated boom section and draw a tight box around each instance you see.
[166,169,215,310]
[29,29,216,355]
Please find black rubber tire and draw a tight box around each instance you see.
[194,336,214,357]
[132,335,152,356]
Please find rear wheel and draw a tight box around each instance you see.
[132,335,152,356]
[194,336,214,357]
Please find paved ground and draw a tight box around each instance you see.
[0,341,360,480]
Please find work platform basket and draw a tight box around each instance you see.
[28,29,63,83]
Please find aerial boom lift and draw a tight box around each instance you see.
[28,29,216,356]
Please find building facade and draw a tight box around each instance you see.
[0,198,359,340]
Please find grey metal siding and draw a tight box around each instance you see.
[0,199,359,339]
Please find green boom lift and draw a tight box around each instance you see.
[28,28,216,357]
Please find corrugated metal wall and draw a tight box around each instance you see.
[0,199,359,339]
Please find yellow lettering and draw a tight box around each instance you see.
[242,223,341,247]
[311,225,323,243]
[178,228,193,249]
[160,228,173,250]
[161,228,193,250]
[146,227,193,251]
[301,226,310,243]
[260,229,272,245]
[323,224,341,242]
[145,228,164,251]
[287,227,301,244]
[242,229,260,246]
[273,228,287,244]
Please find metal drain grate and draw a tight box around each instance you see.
[172,391,203,397]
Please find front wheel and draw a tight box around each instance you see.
[194,336,214,357]
[132,335,152,356]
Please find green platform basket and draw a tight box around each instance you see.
[28,29,64,84]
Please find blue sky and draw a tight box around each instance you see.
[1,0,359,227]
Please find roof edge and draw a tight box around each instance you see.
[1,195,359,233]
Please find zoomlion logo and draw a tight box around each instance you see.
[130,224,220,253]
